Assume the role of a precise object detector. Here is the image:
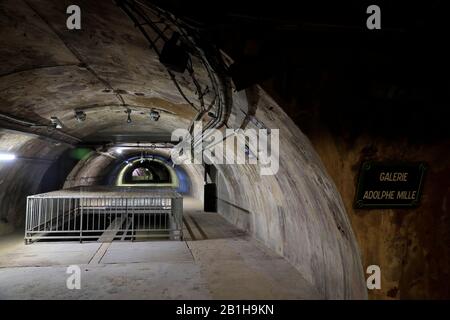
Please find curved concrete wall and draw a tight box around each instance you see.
[64,151,113,188]
[208,87,367,299]
[0,131,66,234]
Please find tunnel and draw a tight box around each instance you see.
[1,0,449,302]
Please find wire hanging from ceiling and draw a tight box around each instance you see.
[115,0,232,133]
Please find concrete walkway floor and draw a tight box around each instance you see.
[0,212,321,300]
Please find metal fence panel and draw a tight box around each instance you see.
[24,193,183,244]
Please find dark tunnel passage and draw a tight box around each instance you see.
[119,158,173,184]
[2,0,448,301]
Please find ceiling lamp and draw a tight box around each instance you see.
[75,110,86,122]
[50,116,63,129]
[149,109,160,121]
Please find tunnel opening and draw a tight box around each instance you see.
[114,155,178,188]
[131,167,155,182]
[122,160,172,184]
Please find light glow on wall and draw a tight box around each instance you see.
[0,152,16,161]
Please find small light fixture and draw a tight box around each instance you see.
[149,109,160,121]
[50,116,63,129]
[75,110,86,122]
[208,112,217,118]
[0,153,16,161]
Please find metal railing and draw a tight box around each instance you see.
[24,191,183,244]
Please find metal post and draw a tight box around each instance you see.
[170,197,183,240]
[24,197,29,245]
[131,198,135,242]
[38,198,42,233]
[79,198,83,243]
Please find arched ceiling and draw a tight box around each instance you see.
[0,0,215,144]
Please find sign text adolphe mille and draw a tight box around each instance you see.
[354,161,427,209]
